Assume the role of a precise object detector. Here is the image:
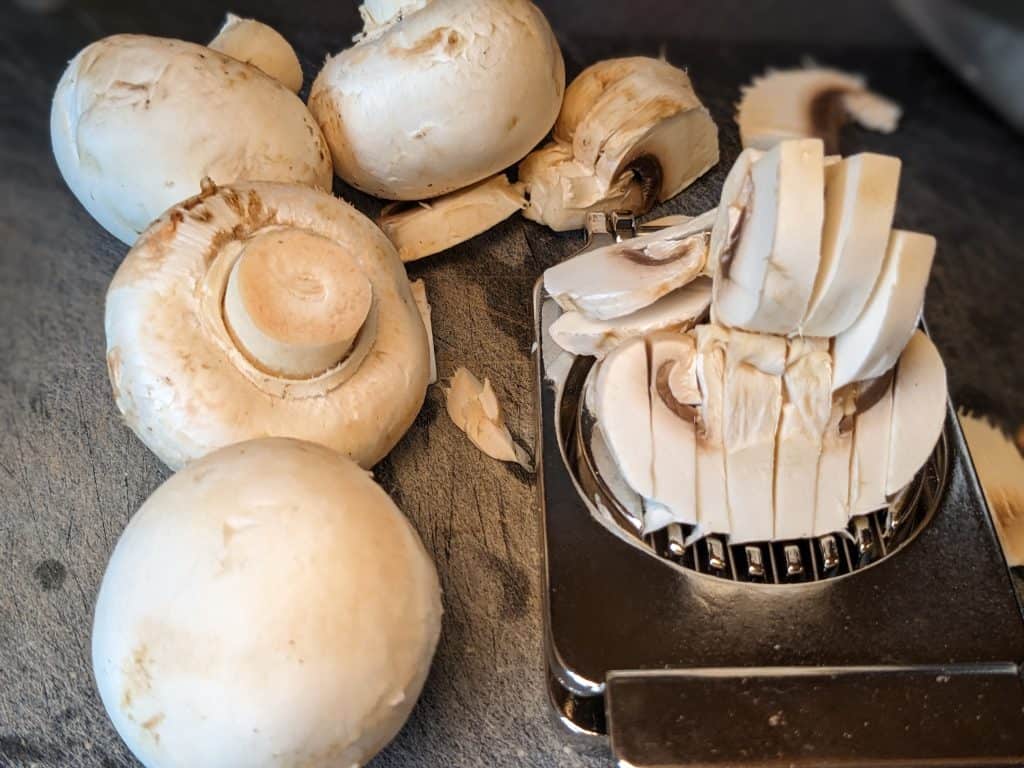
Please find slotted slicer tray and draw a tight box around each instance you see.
[533,215,1024,767]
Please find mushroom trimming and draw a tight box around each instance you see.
[105,180,430,470]
[444,367,531,469]
[309,0,565,200]
[92,438,442,768]
[51,33,331,244]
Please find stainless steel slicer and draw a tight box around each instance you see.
[533,212,1024,767]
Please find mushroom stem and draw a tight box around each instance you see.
[223,229,373,378]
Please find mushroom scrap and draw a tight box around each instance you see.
[51,31,331,244]
[546,138,947,543]
[105,180,430,470]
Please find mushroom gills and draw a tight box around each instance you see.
[444,367,530,469]
[722,329,786,543]
[712,138,825,334]
[958,410,1024,568]
[885,330,947,496]
[543,210,714,321]
[548,277,711,358]
[409,280,436,384]
[832,230,936,390]
[379,174,526,262]
[208,13,304,93]
[647,331,701,529]
[737,66,902,153]
[801,153,901,337]
[773,337,831,540]
[693,325,731,536]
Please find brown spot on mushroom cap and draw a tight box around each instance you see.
[390,27,465,58]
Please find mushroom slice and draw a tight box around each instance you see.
[801,153,902,337]
[105,181,429,470]
[722,329,786,543]
[774,337,831,541]
[707,147,763,279]
[713,138,825,335]
[693,324,731,536]
[543,211,714,321]
[958,411,1024,567]
[832,230,936,390]
[408,280,436,384]
[549,278,711,358]
[592,336,654,499]
[208,13,304,93]
[520,56,719,232]
[589,423,645,532]
[444,367,530,469]
[737,66,902,153]
[51,35,332,245]
[885,330,947,496]
[814,390,855,537]
[848,374,895,516]
[379,174,526,261]
[647,331,701,528]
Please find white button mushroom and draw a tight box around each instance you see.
[814,392,855,536]
[208,13,304,93]
[105,181,430,470]
[694,324,732,536]
[92,437,442,768]
[51,35,332,244]
[309,0,565,200]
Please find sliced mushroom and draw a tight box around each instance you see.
[773,337,831,541]
[105,181,429,470]
[543,211,714,320]
[309,0,564,200]
[814,390,855,537]
[737,66,902,153]
[848,374,895,516]
[592,336,654,499]
[378,175,526,262]
[712,138,825,335]
[589,423,645,531]
[548,277,711,358]
[409,279,436,384]
[693,324,731,536]
[722,329,786,543]
[521,57,719,232]
[51,34,331,245]
[208,13,304,93]
[647,331,701,528]
[958,411,1024,567]
[444,367,530,468]
[707,146,762,279]
[832,229,936,390]
[885,330,947,496]
[801,153,902,337]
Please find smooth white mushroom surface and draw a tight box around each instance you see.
[208,13,304,93]
[93,438,442,768]
[521,57,719,232]
[105,181,430,470]
[309,0,564,200]
[51,34,332,245]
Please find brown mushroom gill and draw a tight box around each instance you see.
[836,367,895,434]
[655,359,699,423]
[808,88,853,155]
[621,232,705,267]
[717,175,753,281]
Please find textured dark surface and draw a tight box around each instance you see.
[1,1,1022,767]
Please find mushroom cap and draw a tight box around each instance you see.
[309,0,565,200]
[105,181,429,470]
[51,34,332,245]
[208,13,304,93]
[92,437,442,768]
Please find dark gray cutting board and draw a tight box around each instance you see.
[2,1,1022,766]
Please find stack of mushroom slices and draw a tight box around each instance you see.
[544,138,946,544]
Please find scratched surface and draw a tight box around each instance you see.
[1,1,1023,766]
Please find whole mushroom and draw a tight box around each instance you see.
[309,0,565,200]
[92,437,442,768]
[51,33,331,244]
[105,180,430,469]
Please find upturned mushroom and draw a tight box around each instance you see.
[520,57,720,232]
[92,438,442,768]
[105,181,430,470]
[208,13,304,93]
[51,33,331,245]
[309,0,564,200]
[737,66,902,153]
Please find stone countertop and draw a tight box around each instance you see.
[1,1,1022,766]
